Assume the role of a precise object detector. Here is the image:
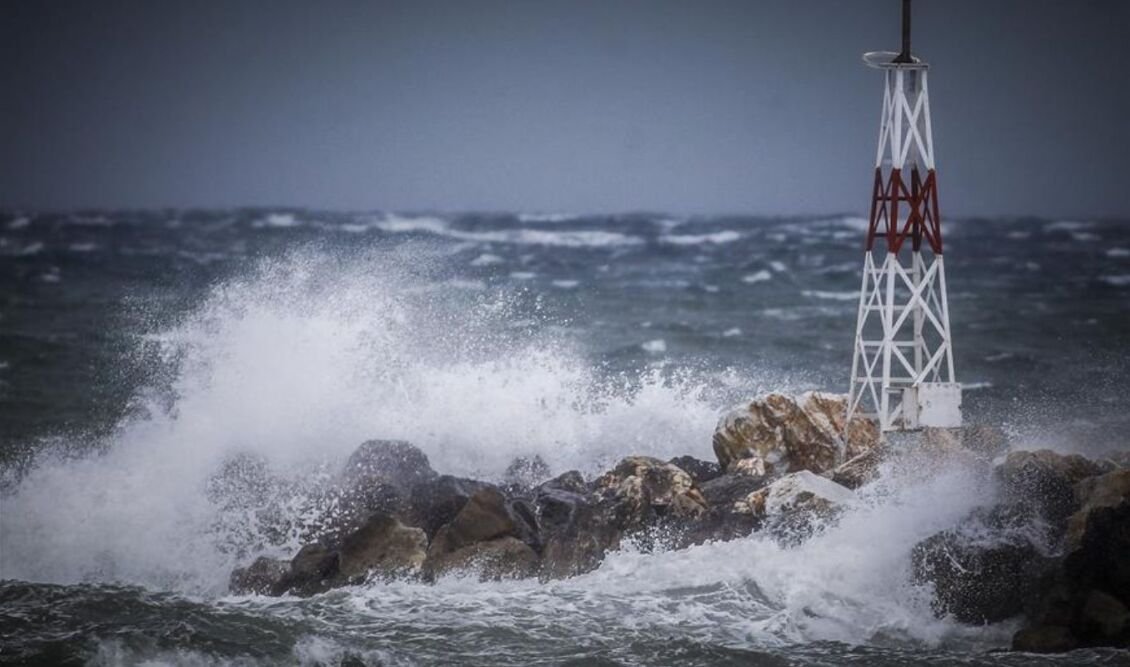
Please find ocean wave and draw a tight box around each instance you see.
[1099,274,1130,287]
[1106,248,1130,258]
[742,270,772,284]
[376,215,643,248]
[254,213,301,228]
[802,290,860,301]
[658,230,742,246]
[516,212,578,223]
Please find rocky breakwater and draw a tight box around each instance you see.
[909,445,1130,653]
[229,392,880,596]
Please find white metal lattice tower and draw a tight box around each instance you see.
[846,0,962,432]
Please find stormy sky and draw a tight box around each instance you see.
[1,0,1127,217]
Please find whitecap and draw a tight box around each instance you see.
[703,285,720,293]
[1045,220,1093,231]
[510,271,536,280]
[7,217,29,230]
[1071,232,1100,242]
[742,270,772,284]
[1006,231,1030,240]
[962,381,993,391]
[517,212,578,223]
[255,212,300,228]
[377,214,643,248]
[470,253,504,267]
[340,222,372,233]
[551,279,579,289]
[446,278,486,291]
[769,261,787,272]
[802,290,860,301]
[19,242,44,256]
[641,339,667,353]
[68,242,98,253]
[658,230,741,246]
[722,327,742,337]
[1100,274,1130,287]
[1106,248,1129,258]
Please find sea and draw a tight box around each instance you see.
[0,210,1127,666]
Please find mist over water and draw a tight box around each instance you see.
[1,210,1128,664]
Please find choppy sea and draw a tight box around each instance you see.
[1,210,1128,665]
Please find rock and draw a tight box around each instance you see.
[739,470,855,519]
[1079,590,1130,642]
[667,456,722,485]
[535,483,621,579]
[699,473,766,507]
[1012,625,1078,653]
[404,475,491,539]
[919,426,1009,462]
[229,556,288,595]
[427,487,538,557]
[712,392,879,477]
[343,439,438,495]
[503,455,552,489]
[911,507,1054,624]
[423,536,539,581]
[320,440,439,545]
[273,543,340,597]
[537,470,588,496]
[593,456,708,532]
[1066,469,1130,550]
[336,513,427,581]
[995,449,1111,529]
[831,446,887,490]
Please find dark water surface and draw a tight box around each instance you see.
[0,210,1128,665]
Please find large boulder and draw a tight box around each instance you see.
[403,475,491,540]
[271,543,341,597]
[423,536,540,581]
[592,456,708,532]
[667,456,722,485]
[336,513,428,581]
[535,472,621,580]
[1012,501,1130,651]
[229,555,289,595]
[712,392,879,477]
[738,470,855,520]
[911,506,1055,624]
[1066,469,1130,550]
[995,449,1112,530]
[424,487,540,577]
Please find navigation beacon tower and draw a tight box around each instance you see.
[847,0,961,432]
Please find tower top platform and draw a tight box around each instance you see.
[863,51,928,70]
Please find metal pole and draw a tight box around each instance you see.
[894,0,913,64]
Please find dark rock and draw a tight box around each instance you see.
[995,449,1110,529]
[427,487,539,557]
[537,470,588,495]
[831,446,886,490]
[229,556,288,595]
[272,544,340,597]
[912,506,1055,624]
[1012,625,1078,653]
[667,456,722,485]
[337,513,427,581]
[503,455,552,489]
[342,439,438,494]
[699,473,766,507]
[1066,469,1130,550]
[535,483,621,579]
[404,475,491,540]
[423,536,539,581]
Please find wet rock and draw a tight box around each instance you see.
[229,556,288,595]
[699,472,767,508]
[336,513,427,581]
[404,475,490,540]
[712,392,879,477]
[503,455,552,489]
[537,470,588,496]
[423,536,539,581]
[831,445,887,490]
[1012,625,1078,653]
[1066,469,1130,550]
[535,480,621,579]
[995,449,1111,529]
[343,439,438,495]
[739,470,854,519]
[667,456,722,485]
[273,544,340,597]
[592,456,707,531]
[912,507,1054,624]
[427,487,539,557]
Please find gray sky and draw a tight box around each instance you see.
[1,0,1127,217]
